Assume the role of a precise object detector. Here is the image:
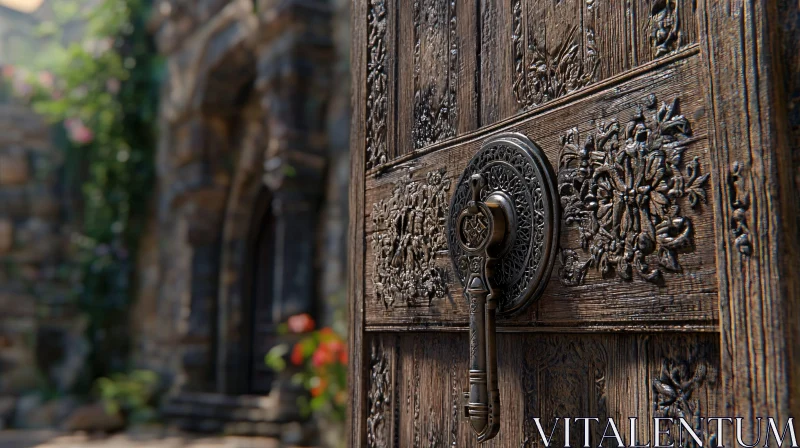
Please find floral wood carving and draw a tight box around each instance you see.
[651,0,680,57]
[412,0,457,149]
[372,169,451,308]
[728,161,753,256]
[512,1,599,109]
[557,95,709,284]
[366,0,388,169]
[367,339,391,448]
[653,351,716,447]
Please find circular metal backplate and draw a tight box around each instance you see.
[447,133,560,315]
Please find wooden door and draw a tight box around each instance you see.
[348,1,799,446]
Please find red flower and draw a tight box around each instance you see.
[290,343,304,366]
[287,313,315,333]
[312,339,346,368]
[339,349,348,365]
[321,340,345,356]
[312,344,335,368]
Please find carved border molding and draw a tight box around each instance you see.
[520,337,608,447]
[653,344,717,446]
[371,169,451,308]
[728,161,753,256]
[412,0,458,149]
[557,95,709,285]
[366,0,388,169]
[367,338,391,448]
[650,0,680,57]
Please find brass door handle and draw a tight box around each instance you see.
[457,173,508,441]
[448,133,560,443]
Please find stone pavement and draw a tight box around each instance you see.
[0,430,311,448]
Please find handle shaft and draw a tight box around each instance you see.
[465,265,500,442]
[458,174,506,443]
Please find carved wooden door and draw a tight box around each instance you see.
[348,0,798,446]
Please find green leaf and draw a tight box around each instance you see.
[265,344,289,371]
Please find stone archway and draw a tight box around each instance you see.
[154,0,335,440]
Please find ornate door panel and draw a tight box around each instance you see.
[349,0,799,446]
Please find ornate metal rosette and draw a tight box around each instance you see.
[447,133,559,315]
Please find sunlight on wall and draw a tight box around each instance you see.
[0,0,44,13]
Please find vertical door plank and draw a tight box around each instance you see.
[365,0,391,170]
[385,0,398,162]
[365,334,397,447]
[632,0,699,66]
[457,0,479,135]
[480,0,515,126]
[585,0,633,79]
[396,0,416,159]
[349,0,368,445]
[517,0,585,110]
[698,0,800,428]
[397,0,474,156]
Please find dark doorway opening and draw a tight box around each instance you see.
[244,187,277,394]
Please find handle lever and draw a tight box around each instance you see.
[456,174,511,442]
[448,133,560,443]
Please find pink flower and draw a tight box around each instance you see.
[37,72,54,90]
[64,118,94,145]
[287,313,315,333]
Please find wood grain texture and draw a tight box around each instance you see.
[476,0,701,130]
[395,0,479,157]
[478,0,514,126]
[369,332,720,447]
[632,0,699,66]
[374,0,702,170]
[351,0,800,445]
[348,0,368,446]
[366,0,389,169]
[697,0,800,428]
[364,55,718,329]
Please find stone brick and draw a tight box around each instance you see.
[0,186,31,217]
[29,195,60,219]
[12,218,57,263]
[0,150,30,185]
[0,292,36,318]
[0,218,12,254]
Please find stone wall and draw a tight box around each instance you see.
[131,0,351,426]
[0,0,351,438]
[0,87,82,427]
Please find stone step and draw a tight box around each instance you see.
[161,392,315,442]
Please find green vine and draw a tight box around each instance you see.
[12,0,160,390]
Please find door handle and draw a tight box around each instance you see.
[448,133,560,443]
[457,173,507,441]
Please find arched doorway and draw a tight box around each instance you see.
[244,187,277,394]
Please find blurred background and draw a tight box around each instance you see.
[0,0,351,446]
